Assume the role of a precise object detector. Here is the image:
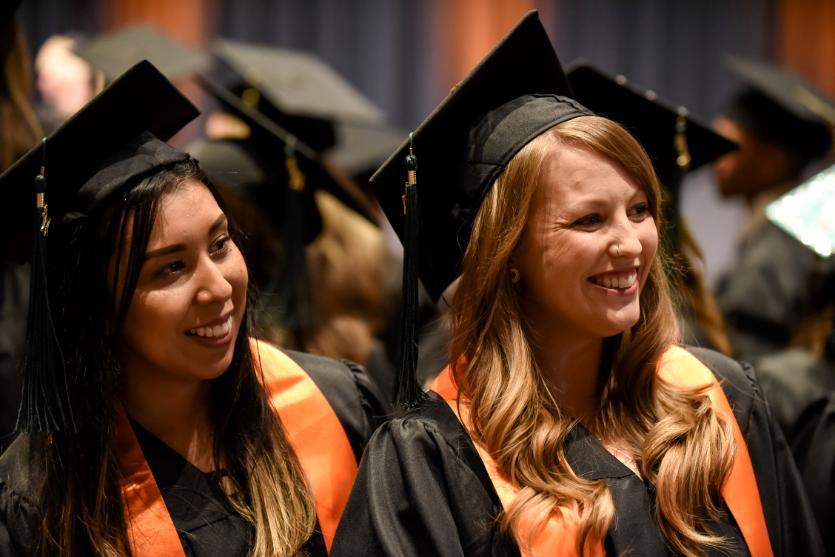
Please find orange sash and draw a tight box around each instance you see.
[116,338,358,556]
[251,338,358,552]
[430,345,774,557]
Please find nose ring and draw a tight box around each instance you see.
[614,243,621,257]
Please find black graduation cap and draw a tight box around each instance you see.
[371,10,590,406]
[74,24,210,81]
[566,61,738,244]
[723,56,834,159]
[0,60,199,431]
[1,0,22,27]
[195,70,378,222]
[209,39,383,152]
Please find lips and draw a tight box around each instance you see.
[186,315,233,338]
[588,267,638,290]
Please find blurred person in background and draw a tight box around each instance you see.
[712,57,835,360]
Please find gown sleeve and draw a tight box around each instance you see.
[688,347,826,557]
[0,437,40,557]
[330,395,518,557]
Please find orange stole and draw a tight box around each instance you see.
[116,339,358,557]
[116,403,186,557]
[251,339,358,552]
[430,346,774,557]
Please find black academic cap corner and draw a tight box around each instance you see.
[1,0,23,26]
[566,61,738,189]
[195,71,378,223]
[0,60,199,260]
[74,24,211,82]
[212,39,383,126]
[370,10,584,302]
[724,55,835,127]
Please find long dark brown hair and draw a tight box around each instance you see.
[34,159,315,556]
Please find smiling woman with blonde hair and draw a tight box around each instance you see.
[331,12,823,557]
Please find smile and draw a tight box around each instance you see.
[187,315,233,338]
[588,267,638,290]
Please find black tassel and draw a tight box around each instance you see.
[16,142,76,432]
[276,144,312,346]
[396,134,424,409]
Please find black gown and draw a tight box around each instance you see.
[0,349,388,557]
[330,347,825,557]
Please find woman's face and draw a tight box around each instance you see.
[512,144,658,341]
[117,180,248,384]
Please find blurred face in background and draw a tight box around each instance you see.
[35,35,99,121]
[712,115,793,202]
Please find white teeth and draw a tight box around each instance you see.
[592,270,637,289]
[189,316,232,338]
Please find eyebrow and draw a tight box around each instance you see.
[144,214,228,259]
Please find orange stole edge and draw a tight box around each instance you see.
[250,338,358,553]
[430,368,604,557]
[658,346,774,557]
[115,402,186,557]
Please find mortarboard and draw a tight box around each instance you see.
[1,0,22,27]
[0,60,199,431]
[723,56,834,159]
[196,70,378,222]
[566,61,738,245]
[371,10,591,406]
[209,39,383,152]
[74,24,210,82]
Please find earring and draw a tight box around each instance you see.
[509,267,520,284]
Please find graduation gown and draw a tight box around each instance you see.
[330,346,824,557]
[0,342,388,557]
[757,349,835,556]
[716,221,819,361]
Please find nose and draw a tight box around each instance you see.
[609,218,644,259]
[195,256,233,304]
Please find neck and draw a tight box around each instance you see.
[526,318,604,423]
[119,361,216,472]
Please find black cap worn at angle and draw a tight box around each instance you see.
[0,60,199,432]
[196,71,378,222]
[210,39,383,152]
[723,55,835,158]
[371,10,589,303]
[371,10,591,407]
[74,24,211,81]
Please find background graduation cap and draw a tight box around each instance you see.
[722,55,835,160]
[566,61,738,247]
[208,39,383,153]
[371,10,590,406]
[74,24,211,81]
[0,60,199,431]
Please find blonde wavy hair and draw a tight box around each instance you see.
[449,115,736,557]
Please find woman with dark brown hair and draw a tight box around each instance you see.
[331,12,822,557]
[0,61,385,557]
